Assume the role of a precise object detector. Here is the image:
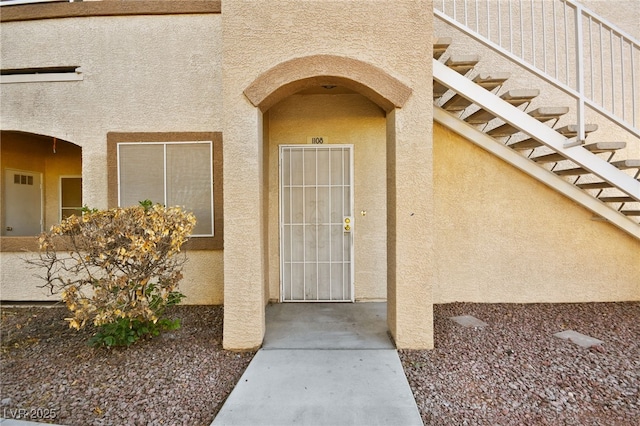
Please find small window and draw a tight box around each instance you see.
[13,174,34,185]
[117,141,214,237]
[60,177,82,220]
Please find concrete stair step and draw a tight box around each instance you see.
[557,123,599,137]
[576,181,615,189]
[433,37,452,60]
[528,107,570,120]
[582,141,627,153]
[611,159,640,170]
[464,89,540,124]
[444,54,480,74]
[509,138,545,150]
[554,167,594,176]
[577,178,640,190]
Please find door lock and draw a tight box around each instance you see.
[343,217,352,232]
[5,226,13,232]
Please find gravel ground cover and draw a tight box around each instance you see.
[1,302,638,426]
[1,305,254,426]
[400,302,640,426]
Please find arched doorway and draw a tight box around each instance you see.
[223,54,434,350]
[1,131,82,238]
[244,55,412,305]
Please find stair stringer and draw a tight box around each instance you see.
[433,106,640,240]
[434,106,640,240]
[434,59,640,201]
[433,58,640,240]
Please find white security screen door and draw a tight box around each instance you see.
[3,169,43,236]
[280,145,354,302]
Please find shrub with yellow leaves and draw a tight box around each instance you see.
[28,200,196,347]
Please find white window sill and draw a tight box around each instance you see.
[1,71,83,84]
[0,0,75,7]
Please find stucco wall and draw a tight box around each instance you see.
[433,0,640,302]
[0,13,223,209]
[3,2,635,353]
[266,92,387,302]
[171,251,224,305]
[0,251,223,304]
[0,13,224,303]
[221,0,434,349]
[433,123,640,303]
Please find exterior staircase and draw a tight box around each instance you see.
[432,36,640,239]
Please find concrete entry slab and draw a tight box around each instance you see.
[264,302,393,349]
[553,330,604,348]
[450,315,488,328]
[213,302,423,425]
[211,349,423,426]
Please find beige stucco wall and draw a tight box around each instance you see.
[266,92,387,302]
[433,123,640,303]
[433,0,640,302]
[0,14,224,303]
[1,13,223,209]
[222,0,434,349]
[171,251,224,305]
[4,0,635,352]
[0,250,223,304]
[580,0,639,38]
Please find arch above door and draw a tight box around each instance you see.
[243,55,413,113]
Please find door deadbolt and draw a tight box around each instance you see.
[343,217,352,232]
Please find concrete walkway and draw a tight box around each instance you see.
[211,303,423,426]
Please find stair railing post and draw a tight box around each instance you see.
[572,1,586,147]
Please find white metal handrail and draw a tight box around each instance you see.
[434,0,640,141]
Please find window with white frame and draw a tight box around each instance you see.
[117,141,214,236]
